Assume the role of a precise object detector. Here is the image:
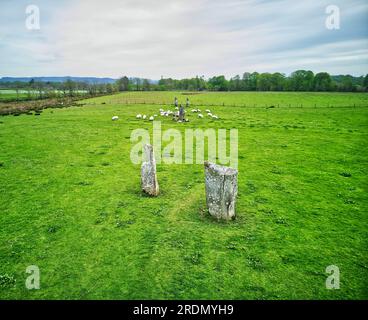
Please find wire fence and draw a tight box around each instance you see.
[84,100,366,109]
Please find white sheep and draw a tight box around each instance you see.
[136,114,142,119]
[112,116,119,121]
[197,109,201,112]
[142,115,147,120]
[191,109,197,113]
[207,113,213,117]
[198,113,203,118]
[205,109,211,113]
[149,116,154,121]
[212,115,219,119]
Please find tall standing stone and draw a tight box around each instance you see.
[204,161,238,220]
[141,144,159,196]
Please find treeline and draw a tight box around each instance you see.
[0,78,119,101]
[157,71,368,92]
[123,71,368,92]
[1,72,368,99]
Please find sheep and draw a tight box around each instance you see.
[142,115,147,120]
[149,116,154,121]
[112,116,119,121]
[205,109,211,113]
[198,113,203,118]
[197,109,201,112]
[159,108,164,112]
[212,115,219,119]
[154,114,158,117]
[207,113,213,117]
[136,114,142,119]
[191,109,197,113]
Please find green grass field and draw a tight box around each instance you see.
[0,90,29,102]
[0,91,367,299]
[0,89,88,102]
[99,91,368,107]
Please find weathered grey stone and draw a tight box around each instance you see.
[141,144,159,196]
[204,161,238,220]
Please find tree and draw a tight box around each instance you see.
[229,75,241,91]
[289,70,314,91]
[339,75,354,92]
[34,80,44,98]
[247,72,259,91]
[363,74,368,91]
[28,79,35,98]
[208,75,228,91]
[270,73,286,91]
[142,79,151,91]
[65,79,76,97]
[14,81,23,100]
[106,83,114,94]
[257,73,272,91]
[116,76,129,91]
[313,72,332,91]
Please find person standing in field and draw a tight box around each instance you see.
[186,97,190,108]
[179,104,185,121]
[174,97,178,108]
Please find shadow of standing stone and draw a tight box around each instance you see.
[141,144,159,196]
[204,161,238,220]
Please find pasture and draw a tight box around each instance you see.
[0,89,89,103]
[0,90,30,102]
[0,91,367,299]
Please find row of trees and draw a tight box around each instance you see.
[1,71,367,100]
[0,79,121,100]
[156,71,368,92]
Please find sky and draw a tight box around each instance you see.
[0,0,367,79]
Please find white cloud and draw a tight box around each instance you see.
[0,0,367,78]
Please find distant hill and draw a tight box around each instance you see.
[0,77,117,84]
[0,76,159,84]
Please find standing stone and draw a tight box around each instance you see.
[204,161,238,220]
[141,144,159,196]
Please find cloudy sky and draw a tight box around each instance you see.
[0,0,367,79]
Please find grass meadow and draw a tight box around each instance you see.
[0,91,367,299]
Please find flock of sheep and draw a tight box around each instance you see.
[191,108,219,120]
[133,106,219,122]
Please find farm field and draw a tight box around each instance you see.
[0,89,88,102]
[0,90,30,102]
[0,91,367,299]
[99,91,368,108]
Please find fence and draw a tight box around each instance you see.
[85,100,365,109]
